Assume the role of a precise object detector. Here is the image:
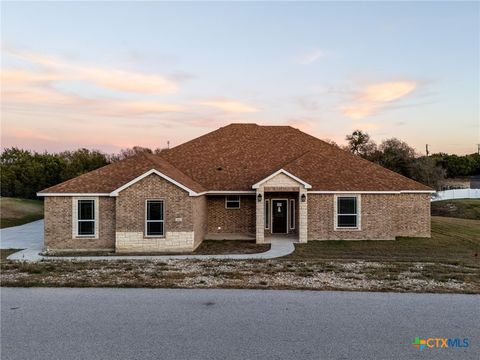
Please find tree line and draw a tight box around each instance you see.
[1,134,479,199]
[341,130,480,188]
[0,146,161,199]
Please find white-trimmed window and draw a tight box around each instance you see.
[335,196,359,229]
[289,199,295,230]
[145,200,165,237]
[77,199,96,236]
[225,195,240,209]
[265,199,270,229]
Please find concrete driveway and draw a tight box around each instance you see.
[0,220,44,250]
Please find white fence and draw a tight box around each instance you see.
[432,189,480,202]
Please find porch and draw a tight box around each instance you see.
[253,170,310,244]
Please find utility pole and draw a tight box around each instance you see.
[477,144,480,155]
[425,144,429,157]
[167,141,170,149]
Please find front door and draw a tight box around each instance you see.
[272,200,288,234]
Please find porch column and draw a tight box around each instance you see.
[255,188,265,243]
[299,188,308,243]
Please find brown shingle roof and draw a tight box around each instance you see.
[38,153,205,194]
[39,124,432,194]
[160,124,432,191]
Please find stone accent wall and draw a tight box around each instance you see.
[307,193,430,240]
[115,174,196,252]
[115,231,195,252]
[256,172,305,243]
[44,196,115,252]
[256,189,265,243]
[298,188,308,243]
[206,195,256,235]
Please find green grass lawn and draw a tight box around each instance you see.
[287,216,480,267]
[1,216,479,293]
[431,199,480,220]
[0,197,44,228]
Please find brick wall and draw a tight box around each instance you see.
[307,193,430,240]
[192,195,208,248]
[115,174,197,252]
[395,194,431,237]
[44,196,116,252]
[206,195,256,234]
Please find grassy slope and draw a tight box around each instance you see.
[288,216,480,266]
[0,197,44,228]
[431,199,480,220]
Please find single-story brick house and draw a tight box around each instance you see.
[38,124,434,253]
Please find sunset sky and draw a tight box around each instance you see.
[1,2,479,155]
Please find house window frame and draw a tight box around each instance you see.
[334,195,361,231]
[145,199,165,237]
[265,199,270,229]
[225,195,241,209]
[289,199,295,230]
[74,197,98,238]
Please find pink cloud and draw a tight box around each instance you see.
[341,81,418,119]
[5,47,179,94]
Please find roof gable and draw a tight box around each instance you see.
[252,169,312,189]
[38,153,205,196]
[110,169,198,196]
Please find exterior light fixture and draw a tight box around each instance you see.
[301,194,306,202]
[257,193,263,202]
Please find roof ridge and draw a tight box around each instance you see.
[278,150,315,170]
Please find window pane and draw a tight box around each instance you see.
[147,201,163,220]
[147,222,164,236]
[78,221,95,235]
[338,215,357,227]
[265,200,270,228]
[338,197,356,214]
[226,195,240,208]
[290,200,295,229]
[78,200,94,220]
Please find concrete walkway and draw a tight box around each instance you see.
[2,220,295,261]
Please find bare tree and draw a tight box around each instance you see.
[345,130,377,158]
[109,146,153,162]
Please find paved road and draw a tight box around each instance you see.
[1,289,478,360]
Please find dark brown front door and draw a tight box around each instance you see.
[272,200,288,234]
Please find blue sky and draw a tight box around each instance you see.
[1,1,478,154]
